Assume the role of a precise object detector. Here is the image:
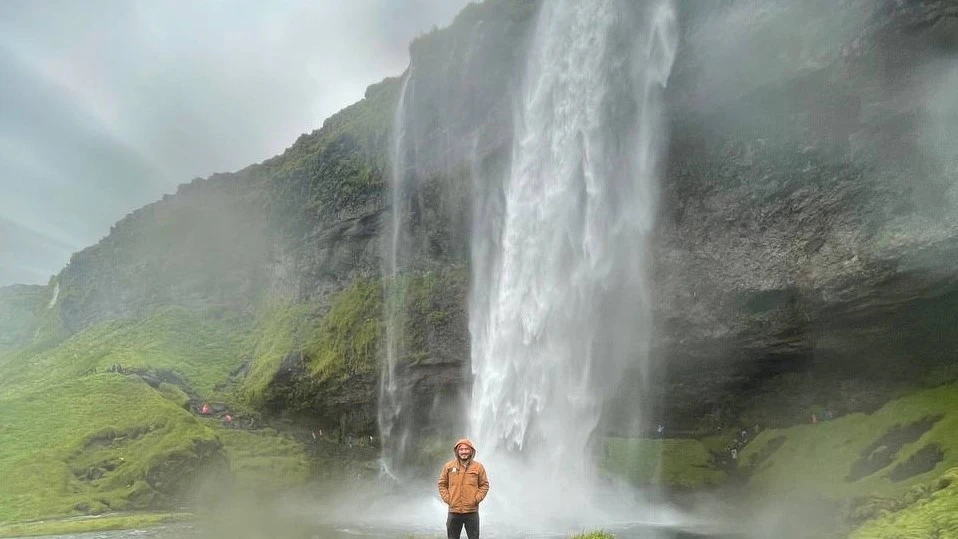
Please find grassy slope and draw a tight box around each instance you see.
[737,383,958,535]
[603,438,726,489]
[0,512,188,538]
[213,425,310,490]
[0,305,248,399]
[0,306,309,525]
[850,467,958,538]
[241,302,314,405]
[0,375,218,522]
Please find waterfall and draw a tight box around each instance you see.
[468,0,677,527]
[47,282,60,309]
[378,72,413,478]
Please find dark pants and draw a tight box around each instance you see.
[446,511,479,539]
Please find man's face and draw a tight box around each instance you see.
[457,444,472,460]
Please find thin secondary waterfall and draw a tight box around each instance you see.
[379,72,412,477]
[47,281,59,309]
[469,0,677,526]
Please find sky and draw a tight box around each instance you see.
[0,0,472,287]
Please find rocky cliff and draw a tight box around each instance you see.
[8,0,957,440]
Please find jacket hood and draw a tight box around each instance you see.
[453,438,476,458]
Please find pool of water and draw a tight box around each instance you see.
[21,522,742,539]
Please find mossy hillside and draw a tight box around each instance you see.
[301,267,468,377]
[270,75,400,174]
[0,305,248,399]
[0,375,221,523]
[245,268,467,388]
[241,301,315,406]
[0,304,312,525]
[213,426,310,490]
[304,278,383,382]
[242,269,466,440]
[262,76,399,242]
[602,438,727,489]
[739,383,958,506]
[850,467,958,538]
[0,512,187,538]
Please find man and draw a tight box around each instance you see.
[437,438,489,539]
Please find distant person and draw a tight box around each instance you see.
[810,414,818,425]
[223,413,233,428]
[200,402,211,415]
[437,438,489,539]
[656,424,665,437]
[730,448,738,461]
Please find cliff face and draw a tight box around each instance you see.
[652,0,958,422]
[378,0,958,426]
[24,0,958,433]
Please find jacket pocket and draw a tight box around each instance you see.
[466,471,479,486]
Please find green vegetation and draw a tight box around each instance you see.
[740,384,958,499]
[0,305,310,526]
[261,75,399,241]
[0,511,188,538]
[241,269,468,406]
[0,375,221,522]
[241,301,314,405]
[850,467,958,538]
[570,533,614,539]
[602,438,726,489]
[214,426,309,490]
[305,278,383,381]
[0,305,248,399]
[733,383,958,534]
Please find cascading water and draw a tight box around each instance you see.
[469,0,678,529]
[379,72,413,478]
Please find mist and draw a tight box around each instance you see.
[0,0,472,287]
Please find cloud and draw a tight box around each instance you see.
[0,216,75,286]
[0,0,472,286]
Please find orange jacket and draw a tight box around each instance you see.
[437,438,489,513]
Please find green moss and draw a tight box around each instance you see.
[0,511,187,538]
[0,375,221,523]
[304,278,383,382]
[215,426,309,490]
[157,382,190,408]
[0,305,247,399]
[739,383,958,505]
[602,438,726,489]
[241,302,314,405]
[569,533,614,539]
[850,468,958,538]
[0,306,279,524]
